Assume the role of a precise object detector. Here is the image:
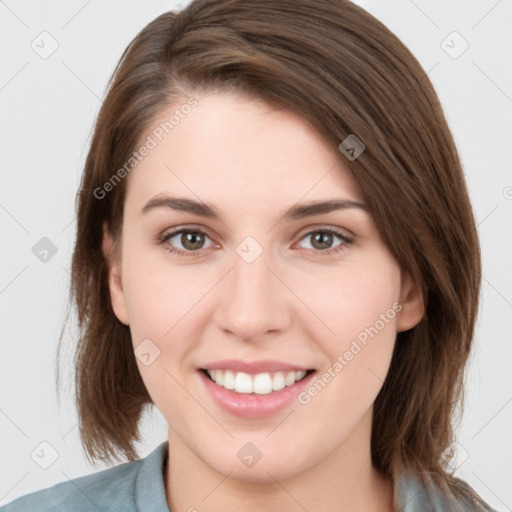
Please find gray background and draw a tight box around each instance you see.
[1,0,511,509]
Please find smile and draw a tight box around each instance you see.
[204,369,313,394]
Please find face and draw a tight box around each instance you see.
[104,89,423,482]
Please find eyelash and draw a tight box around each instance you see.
[157,227,353,258]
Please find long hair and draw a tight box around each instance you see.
[57,0,486,507]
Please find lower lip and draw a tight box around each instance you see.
[198,370,316,418]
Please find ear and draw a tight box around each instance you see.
[397,272,425,333]
[102,223,130,325]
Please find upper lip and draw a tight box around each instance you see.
[200,359,314,374]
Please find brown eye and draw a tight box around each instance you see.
[159,229,215,256]
[297,228,353,255]
[310,231,335,250]
[178,231,206,251]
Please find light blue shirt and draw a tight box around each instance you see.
[0,441,498,511]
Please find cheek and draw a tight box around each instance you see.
[304,253,401,345]
[121,240,200,342]
[120,244,200,411]
[120,242,214,403]
[300,253,401,397]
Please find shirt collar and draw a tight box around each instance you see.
[135,441,170,512]
[393,466,474,512]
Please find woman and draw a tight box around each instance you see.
[1,0,498,511]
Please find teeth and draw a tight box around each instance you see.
[235,372,253,393]
[285,371,296,386]
[272,372,285,391]
[206,369,309,394]
[223,370,235,390]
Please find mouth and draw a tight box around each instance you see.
[200,368,316,395]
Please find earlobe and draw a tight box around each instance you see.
[397,273,425,333]
[102,224,130,326]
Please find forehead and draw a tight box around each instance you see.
[124,90,364,215]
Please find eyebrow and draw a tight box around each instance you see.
[141,196,369,222]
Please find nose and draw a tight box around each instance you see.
[212,245,291,343]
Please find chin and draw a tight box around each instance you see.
[200,440,315,483]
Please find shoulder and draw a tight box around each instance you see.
[0,442,169,512]
[395,468,500,512]
[0,459,141,512]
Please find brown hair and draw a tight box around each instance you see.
[57,0,490,508]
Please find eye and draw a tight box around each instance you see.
[158,228,216,257]
[158,226,353,257]
[295,228,353,256]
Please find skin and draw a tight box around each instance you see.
[103,89,425,512]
